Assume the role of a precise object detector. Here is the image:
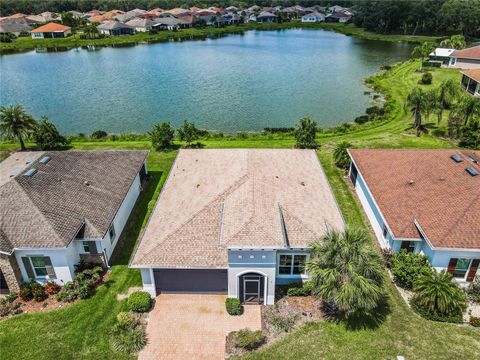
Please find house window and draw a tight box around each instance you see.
[453,259,471,279]
[83,241,98,254]
[278,254,307,276]
[109,225,116,244]
[30,256,48,277]
[382,224,388,238]
[450,58,456,66]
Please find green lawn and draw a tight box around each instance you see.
[0,22,439,52]
[0,61,477,359]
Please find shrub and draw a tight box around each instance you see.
[470,316,480,327]
[391,250,433,290]
[19,281,35,301]
[432,127,448,137]
[5,292,18,304]
[410,296,463,323]
[354,115,369,124]
[110,324,146,354]
[366,106,385,117]
[226,298,243,315]
[117,312,137,330]
[0,302,10,317]
[419,72,433,85]
[56,281,77,302]
[127,291,152,313]
[333,141,353,169]
[467,275,480,304]
[91,130,108,139]
[76,282,95,299]
[294,116,318,149]
[233,329,265,350]
[45,281,61,295]
[150,122,175,150]
[381,248,394,269]
[74,259,98,273]
[177,120,201,147]
[286,281,313,297]
[264,306,299,332]
[32,284,47,302]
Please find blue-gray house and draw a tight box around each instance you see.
[348,149,480,285]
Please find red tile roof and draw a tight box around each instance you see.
[463,69,480,83]
[451,45,480,60]
[349,149,480,250]
[30,22,71,33]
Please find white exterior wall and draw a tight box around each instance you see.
[99,172,142,262]
[141,268,156,297]
[14,242,78,285]
[449,57,480,70]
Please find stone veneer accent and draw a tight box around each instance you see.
[0,254,23,293]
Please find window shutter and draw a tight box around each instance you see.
[447,258,458,274]
[466,259,479,282]
[21,257,35,279]
[43,257,57,279]
[90,241,99,254]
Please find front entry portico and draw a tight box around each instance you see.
[239,272,265,304]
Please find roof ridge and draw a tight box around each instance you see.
[280,206,320,239]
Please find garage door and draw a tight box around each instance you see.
[154,269,228,294]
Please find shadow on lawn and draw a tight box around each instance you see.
[109,170,163,266]
[343,296,391,331]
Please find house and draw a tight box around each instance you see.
[449,45,480,69]
[348,149,480,285]
[30,22,71,39]
[0,151,148,294]
[126,17,155,32]
[461,69,480,97]
[152,17,183,31]
[325,12,351,23]
[252,11,277,23]
[429,48,456,66]
[328,5,351,15]
[97,21,135,35]
[130,149,345,304]
[0,20,31,36]
[301,12,326,23]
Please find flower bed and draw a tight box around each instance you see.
[0,264,107,319]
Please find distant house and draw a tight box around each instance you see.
[152,17,184,31]
[429,48,456,66]
[97,21,135,35]
[0,151,148,294]
[301,12,325,23]
[253,11,277,23]
[348,149,480,286]
[328,5,352,15]
[325,12,351,23]
[30,22,71,39]
[0,20,31,36]
[461,69,480,97]
[126,17,155,32]
[449,45,480,69]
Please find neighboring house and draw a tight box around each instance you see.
[97,21,135,35]
[152,17,183,31]
[348,149,480,285]
[253,11,277,23]
[0,151,148,294]
[325,12,351,23]
[130,149,345,305]
[30,22,71,39]
[429,48,456,66]
[301,12,325,23]
[461,69,480,97]
[449,45,480,69]
[125,17,155,32]
[0,20,31,36]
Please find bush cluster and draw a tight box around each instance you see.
[225,298,243,316]
[391,250,433,290]
[264,305,299,333]
[233,329,265,350]
[110,312,146,354]
[127,291,152,313]
[467,275,480,304]
[470,316,480,327]
[19,279,49,302]
[0,293,22,317]
[56,265,103,302]
[419,72,433,85]
[286,281,313,297]
[410,296,463,323]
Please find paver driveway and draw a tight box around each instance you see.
[139,294,262,360]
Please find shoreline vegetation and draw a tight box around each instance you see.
[0,22,441,53]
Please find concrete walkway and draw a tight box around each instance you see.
[139,294,262,360]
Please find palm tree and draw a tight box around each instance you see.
[405,87,429,130]
[0,104,37,150]
[438,79,461,110]
[307,228,385,317]
[333,141,353,169]
[440,35,466,50]
[411,42,435,70]
[457,96,480,125]
[413,271,467,316]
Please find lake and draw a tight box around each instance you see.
[0,29,413,135]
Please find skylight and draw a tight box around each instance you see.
[39,156,51,164]
[450,154,463,163]
[466,167,479,176]
[24,168,37,177]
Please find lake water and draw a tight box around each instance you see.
[0,29,413,135]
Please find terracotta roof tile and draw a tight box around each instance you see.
[451,45,480,60]
[463,69,480,83]
[349,149,480,249]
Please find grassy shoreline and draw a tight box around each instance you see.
[0,22,440,52]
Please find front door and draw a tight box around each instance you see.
[243,277,260,304]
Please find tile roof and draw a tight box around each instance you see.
[30,22,71,33]
[463,69,480,83]
[349,149,480,250]
[0,151,147,253]
[451,45,480,60]
[131,149,344,268]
